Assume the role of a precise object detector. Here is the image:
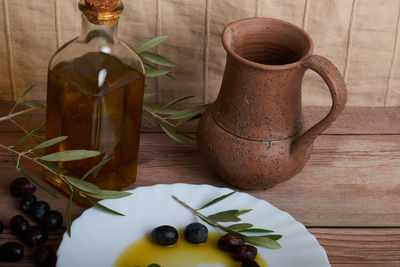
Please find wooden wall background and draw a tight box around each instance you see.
[0,0,400,107]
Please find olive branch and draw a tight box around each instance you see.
[0,35,209,236]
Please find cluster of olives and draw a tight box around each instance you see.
[151,222,208,246]
[218,233,260,267]
[0,177,61,266]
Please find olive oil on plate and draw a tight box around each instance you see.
[114,231,268,267]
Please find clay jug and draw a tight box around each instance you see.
[197,18,347,189]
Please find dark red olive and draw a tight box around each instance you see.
[30,201,50,222]
[242,259,260,267]
[10,177,36,197]
[24,228,49,247]
[0,220,3,234]
[0,242,24,262]
[10,215,30,236]
[218,233,245,251]
[35,245,56,267]
[42,210,63,232]
[234,245,258,261]
[20,194,37,212]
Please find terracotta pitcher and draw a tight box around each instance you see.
[197,18,347,189]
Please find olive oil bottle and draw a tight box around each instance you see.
[46,0,145,191]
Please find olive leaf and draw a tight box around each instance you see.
[136,35,169,53]
[244,236,281,249]
[145,69,169,78]
[227,223,253,231]
[13,121,45,147]
[208,210,241,222]
[72,191,91,207]
[143,103,177,115]
[86,198,125,216]
[239,228,274,233]
[81,157,112,180]
[18,85,35,101]
[167,104,210,120]
[32,136,68,150]
[39,160,68,174]
[235,209,253,216]
[64,176,101,194]
[85,190,132,199]
[22,101,46,110]
[144,93,156,102]
[263,235,283,241]
[199,191,236,210]
[164,96,195,108]
[38,150,100,162]
[157,119,190,145]
[140,51,178,67]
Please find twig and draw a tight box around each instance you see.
[0,108,36,122]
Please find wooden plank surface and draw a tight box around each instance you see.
[0,104,399,266]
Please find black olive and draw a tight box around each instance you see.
[151,225,178,246]
[0,220,3,234]
[10,215,30,236]
[10,177,36,197]
[184,222,208,244]
[234,245,258,261]
[242,259,260,267]
[217,233,244,251]
[35,245,56,267]
[24,228,49,247]
[20,193,37,212]
[42,210,63,232]
[0,242,24,262]
[30,201,50,222]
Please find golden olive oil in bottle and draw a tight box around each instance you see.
[46,0,145,191]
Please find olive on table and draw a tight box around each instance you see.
[35,245,56,267]
[0,242,24,262]
[217,233,244,251]
[0,220,3,234]
[184,222,208,244]
[20,193,37,212]
[42,210,63,232]
[234,245,258,261]
[30,201,50,222]
[151,225,179,246]
[10,177,36,197]
[24,228,49,247]
[10,215,30,236]
[242,259,260,267]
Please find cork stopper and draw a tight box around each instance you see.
[85,0,118,12]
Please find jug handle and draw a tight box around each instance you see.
[291,55,347,154]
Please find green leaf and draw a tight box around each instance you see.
[167,104,210,120]
[39,160,68,174]
[15,162,58,199]
[18,85,35,100]
[244,236,281,249]
[13,121,45,147]
[81,157,112,180]
[136,35,169,53]
[157,119,190,145]
[22,101,45,110]
[239,228,274,233]
[23,114,32,125]
[32,136,68,150]
[142,111,158,127]
[227,223,253,232]
[199,191,236,210]
[140,51,178,67]
[146,69,169,78]
[85,190,132,199]
[163,73,175,80]
[263,235,283,241]
[235,209,253,216]
[143,103,177,115]
[38,150,100,162]
[144,93,156,102]
[86,198,125,216]
[208,210,241,222]
[66,195,72,237]
[64,176,101,194]
[164,96,195,108]
[72,191,91,207]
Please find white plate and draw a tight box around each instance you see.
[56,184,331,267]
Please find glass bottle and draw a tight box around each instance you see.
[46,0,145,191]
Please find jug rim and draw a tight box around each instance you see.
[222,17,314,70]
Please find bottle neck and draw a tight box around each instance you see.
[79,15,119,44]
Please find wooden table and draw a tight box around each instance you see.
[0,104,399,266]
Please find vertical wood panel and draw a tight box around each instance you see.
[207,0,257,102]
[302,0,353,106]
[157,0,206,104]
[345,0,400,106]
[7,0,57,100]
[0,0,12,101]
[385,4,400,107]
